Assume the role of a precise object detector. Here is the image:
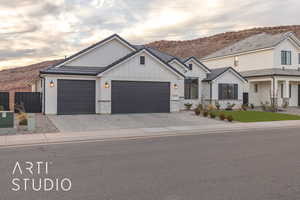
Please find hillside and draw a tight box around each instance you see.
[1,25,300,92]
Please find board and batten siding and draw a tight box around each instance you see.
[66,38,134,67]
[273,39,300,69]
[98,52,184,114]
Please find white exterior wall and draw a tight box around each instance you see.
[202,49,274,72]
[183,59,210,108]
[99,51,184,114]
[66,39,133,67]
[169,60,188,74]
[249,80,272,106]
[274,39,300,69]
[44,75,99,114]
[211,70,245,109]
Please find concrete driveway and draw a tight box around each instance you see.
[48,112,224,132]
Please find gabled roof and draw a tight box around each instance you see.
[184,56,211,72]
[203,32,299,60]
[51,34,137,68]
[168,57,190,70]
[202,67,247,82]
[97,48,185,78]
[241,68,300,78]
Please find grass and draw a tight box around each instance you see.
[212,110,300,122]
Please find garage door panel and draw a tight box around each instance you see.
[57,80,95,115]
[111,81,170,114]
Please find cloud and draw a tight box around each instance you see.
[0,0,299,70]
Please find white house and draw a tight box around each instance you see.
[202,32,300,107]
[40,34,246,115]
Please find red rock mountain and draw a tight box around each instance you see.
[1,25,300,93]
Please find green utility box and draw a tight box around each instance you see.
[0,111,14,128]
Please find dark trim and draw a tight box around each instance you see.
[203,67,248,82]
[168,58,190,70]
[39,74,46,114]
[40,71,98,76]
[209,82,212,102]
[183,56,211,72]
[244,74,300,78]
[47,34,137,69]
[98,48,186,78]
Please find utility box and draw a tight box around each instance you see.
[0,111,14,128]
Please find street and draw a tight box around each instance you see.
[1,127,300,200]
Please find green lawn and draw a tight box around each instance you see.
[212,110,300,122]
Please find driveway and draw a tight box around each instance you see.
[48,112,224,132]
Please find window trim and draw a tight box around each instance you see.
[254,84,258,93]
[218,83,238,100]
[140,56,145,65]
[281,50,292,65]
[184,78,199,100]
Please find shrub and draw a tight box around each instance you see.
[215,101,221,110]
[219,113,226,120]
[225,103,235,110]
[19,119,28,126]
[250,104,255,109]
[196,104,203,111]
[241,104,247,111]
[184,103,193,110]
[209,112,216,119]
[282,101,289,109]
[207,104,215,111]
[194,108,201,116]
[227,115,234,122]
[0,105,4,111]
[203,110,209,117]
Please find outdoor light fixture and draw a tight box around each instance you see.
[173,84,178,89]
[104,82,110,88]
[49,80,55,88]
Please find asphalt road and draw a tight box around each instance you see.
[1,127,300,200]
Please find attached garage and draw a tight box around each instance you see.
[111,81,170,114]
[57,80,96,115]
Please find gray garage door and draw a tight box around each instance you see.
[111,81,170,114]
[57,80,95,115]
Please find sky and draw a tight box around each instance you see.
[0,0,299,70]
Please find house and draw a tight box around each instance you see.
[202,32,300,107]
[40,34,246,115]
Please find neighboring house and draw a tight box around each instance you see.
[202,32,300,107]
[40,34,246,115]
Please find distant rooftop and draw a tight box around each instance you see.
[203,32,294,60]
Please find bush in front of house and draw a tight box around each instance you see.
[194,108,201,116]
[184,103,193,110]
[215,101,221,110]
[209,112,216,119]
[225,103,236,111]
[219,113,226,120]
[227,115,234,122]
[250,104,255,109]
[241,104,248,111]
[203,110,209,117]
[19,119,28,126]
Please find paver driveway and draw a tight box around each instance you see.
[48,112,224,132]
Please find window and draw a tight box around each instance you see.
[298,53,300,64]
[281,51,292,65]
[184,78,198,99]
[140,56,145,65]
[188,64,193,70]
[218,84,238,100]
[254,84,258,93]
[281,84,284,98]
[281,83,292,98]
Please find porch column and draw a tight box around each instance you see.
[283,80,290,98]
[271,78,278,98]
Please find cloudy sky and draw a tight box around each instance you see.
[0,0,299,70]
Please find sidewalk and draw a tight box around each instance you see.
[1,120,300,147]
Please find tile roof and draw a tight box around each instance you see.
[204,32,293,60]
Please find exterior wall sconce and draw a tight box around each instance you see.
[49,80,55,88]
[173,84,178,89]
[104,82,110,88]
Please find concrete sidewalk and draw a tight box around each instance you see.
[1,120,300,147]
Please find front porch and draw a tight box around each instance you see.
[248,76,300,107]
